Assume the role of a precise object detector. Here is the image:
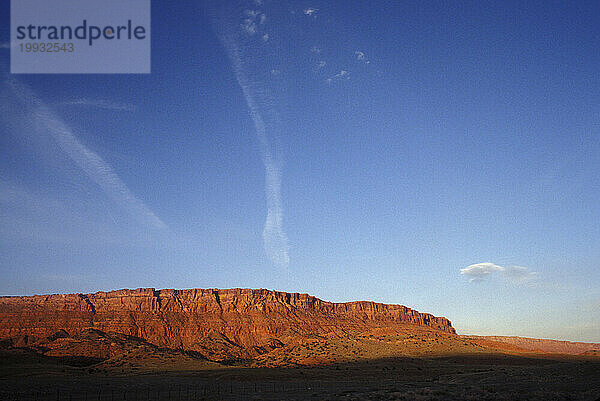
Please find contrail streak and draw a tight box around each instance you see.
[5,78,166,230]
[57,98,137,112]
[263,162,289,268]
[212,5,290,268]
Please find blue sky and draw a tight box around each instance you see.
[1,0,599,342]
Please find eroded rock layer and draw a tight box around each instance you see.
[0,288,455,354]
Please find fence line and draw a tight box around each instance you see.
[3,380,340,401]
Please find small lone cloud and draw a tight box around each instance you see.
[316,60,326,69]
[460,262,537,284]
[355,50,370,64]
[310,46,322,54]
[262,33,269,42]
[460,262,504,282]
[304,8,318,16]
[270,69,280,75]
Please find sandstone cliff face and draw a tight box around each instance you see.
[0,288,455,355]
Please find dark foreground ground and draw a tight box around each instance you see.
[1,350,600,400]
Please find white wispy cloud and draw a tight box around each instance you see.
[310,46,322,54]
[502,265,538,284]
[326,70,350,84]
[241,9,267,36]
[263,162,290,267]
[214,11,290,268]
[4,78,166,230]
[460,262,537,284]
[355,50,370,64]
[304,8,318,16]
[262,33,269,42]
[316,60,326,70]
[57,98,136,112]
[241,18,257,35]
[245,9,260,18]
[0,42,11,49]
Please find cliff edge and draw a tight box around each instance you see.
[0,288,455,356]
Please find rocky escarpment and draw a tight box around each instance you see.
[0,288,455,358]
